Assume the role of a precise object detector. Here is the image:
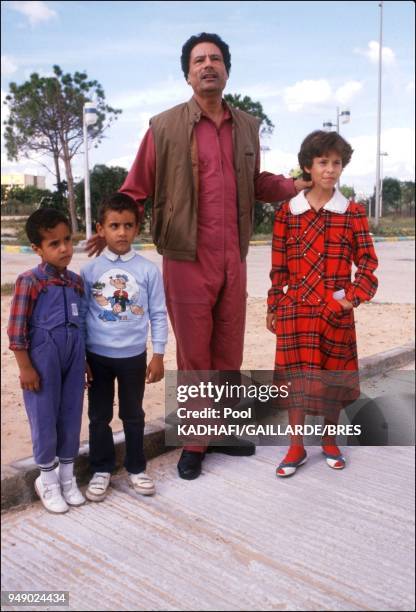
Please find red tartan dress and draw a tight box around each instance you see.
[267,190,378,415]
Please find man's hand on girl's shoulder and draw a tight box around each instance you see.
[294,178,313,193]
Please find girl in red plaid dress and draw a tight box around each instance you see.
[267,131,378,476]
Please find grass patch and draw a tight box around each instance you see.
[1,283,15,296]
[369,216,415,236]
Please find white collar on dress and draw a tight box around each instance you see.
[103,247,136,262]
[289,189,349,215]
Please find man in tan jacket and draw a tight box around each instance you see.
[88,32,309,480]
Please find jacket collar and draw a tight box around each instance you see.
[187,96,232,125]
[103,247,136,262]
[289,189,349,215]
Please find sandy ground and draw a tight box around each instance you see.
[1,295,414,465]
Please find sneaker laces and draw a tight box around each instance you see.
[42,482,61,499]
[90,473,109,490]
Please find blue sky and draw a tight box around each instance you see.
[1,0,415,197]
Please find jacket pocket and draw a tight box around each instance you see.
[161,201,174,245]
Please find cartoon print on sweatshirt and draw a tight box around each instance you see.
[91,268,144,322]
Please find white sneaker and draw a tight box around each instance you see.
[35,476,69,514]
[86,472,111,502]
[128,472,156,496]
[61,478,86,506]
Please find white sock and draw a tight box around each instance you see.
[39,459,59,486]
[59,459,74,491]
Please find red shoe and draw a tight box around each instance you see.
[322,449,346,470]
[276,450,308,477]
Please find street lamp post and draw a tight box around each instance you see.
[260,144,270,170]
[322,107,351,188]
[379,151,388,218]
[322,107,351,134]
[83,102,98,240]
[375,1,384,226]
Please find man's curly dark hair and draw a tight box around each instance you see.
[180,33,231,79]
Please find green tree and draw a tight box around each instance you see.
[4,66,122,233]
[1,185,9,203]
[6,185,52,207]
[225,93,276,233]
[400,181,415,216]
[340,185,356,200]
[75,164,128,226]
[224,93,274,137]
[382,177,402,215]
[37,181,69,213]
[340,185,355,200]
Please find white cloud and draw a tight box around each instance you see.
[283,80,332,112]
[354,41,395,66]
[335,81,363,104]
[341,127,415,194]
[406,80,415,94]
[112,79,189,112]
[9,1,57,27]
[241,83,283,100]
[104,155,135,170]
[259,128,415,197]
[1,55,18,76]
[261,148,298,176]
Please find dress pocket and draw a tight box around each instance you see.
[321,299,353,331]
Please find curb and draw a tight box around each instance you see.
[1,343,414,513]
[249,236,415,247]
[1,236,414,254]
[0,243,156,254]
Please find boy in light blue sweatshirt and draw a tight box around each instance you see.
[81,193,168,501]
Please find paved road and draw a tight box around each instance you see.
[2,444,414,611]
[1,241,415,304]
[246,240,415,303]
[1,363,415,611]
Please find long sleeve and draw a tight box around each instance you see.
[345,206,378,307]
[254,143,297,203]
[267,205,289,313]
[7,274,37,350]
[119,128,156,221]
[147,266,168,355]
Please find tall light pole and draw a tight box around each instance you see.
[379,151,388,218]
[375,1,384,226]
[322,107,351,134]
[83,102,98,240]
[322,108,351,188]
[260,144,270,170]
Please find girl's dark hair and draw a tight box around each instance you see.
[25,208,71,246]
[181,32,231,79]
[298,130,354,181]
[98,193,140,225]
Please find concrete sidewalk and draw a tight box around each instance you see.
[1,344,414,512]
[1,445,414,611]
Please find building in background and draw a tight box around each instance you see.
[1,173,46,194]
